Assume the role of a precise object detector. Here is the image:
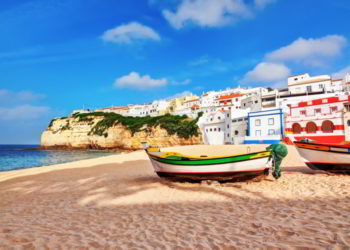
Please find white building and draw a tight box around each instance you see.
[198,111,229,145]
[287,73,346,95]
[175,98,201,118]
[244,109,284,144]
[285,95,349,144]
[128,105,146,117]
[229,110,249,144]
[241,94,262,111]
[150,100,170,116]
[199,91,218,114]
[95,106,129,116]
[215,93,245,112]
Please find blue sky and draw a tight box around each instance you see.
[1,0,350,144]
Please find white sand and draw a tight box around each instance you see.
[0,145,349,249]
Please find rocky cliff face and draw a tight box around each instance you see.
[40,116,202,150]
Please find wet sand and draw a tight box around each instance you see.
[0,145,349,249]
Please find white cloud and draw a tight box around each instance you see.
[332,65,350,79]
[188,55,210,66]
[0,105,50,120]
[115,72,168,89]
[0,89,45,104]
[162,0,276,29]
[254,0,276,9]
[171,78,192,85]
[241,62,291,83]
[101,22,161,44]
[265,35,347,67]
[163,0,252,29]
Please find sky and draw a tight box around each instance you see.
[0,0,350,144]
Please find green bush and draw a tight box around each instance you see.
[48,119,57,128]
[60,121,71,131]
[73,112,201,139]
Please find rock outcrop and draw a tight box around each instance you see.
[40,116,202,150]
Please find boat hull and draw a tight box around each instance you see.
[295,142,350,174]
[148,153,270,180]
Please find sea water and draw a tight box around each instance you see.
[0,145,115,172]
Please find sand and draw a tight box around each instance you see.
[0,145,349,249]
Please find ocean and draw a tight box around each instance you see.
[0,145,115,172]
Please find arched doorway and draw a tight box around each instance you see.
[321,120,334,133]
[306,122,317,133]
[292,123,302,134]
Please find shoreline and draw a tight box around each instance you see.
[38,145,135,153]
[1,145,349,248]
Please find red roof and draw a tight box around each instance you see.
[192,104,200,108]
[217,93,244,100]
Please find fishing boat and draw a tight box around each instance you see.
[294,140,350,173]
[144,144,271,180]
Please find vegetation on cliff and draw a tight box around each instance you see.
[67,112,203,139]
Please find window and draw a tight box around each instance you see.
[227,114,229,117]
[214,128,217,131]
[306,86,312,92]
[244,118,248,121]
[227,133,230,138]
[268,118,274,125]
[210,128,212,132]
[235,130,239,135]
[255,130,261,136]
[319,84,324,89]
[255,100,258,104]
[331,106,338,112]
[348,120,350,126]
[218,116,221,120]
[255,119,261,126]
[300,110,306,115]
[232,119,236,123]
[345,105,350,112]
[246,130,249,136]
[244,103,246,107]
[315,108,321,114]
[292,123,302,134]
[268,129,275,135]
[210,118,213,121]
[322,120,334,133]
[227,125,229,129]
[306,122,317,134]
[206,129,208,132]
[238,119,243,122]
[218,128,221,132]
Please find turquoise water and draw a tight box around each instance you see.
[0,145,115,172]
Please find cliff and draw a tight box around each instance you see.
[40,113,202,150]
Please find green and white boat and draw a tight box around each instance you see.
[144,145,271,180]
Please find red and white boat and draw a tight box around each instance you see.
[294,140,350,173]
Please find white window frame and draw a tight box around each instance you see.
[255,130,261,136]
[255,119,261,126]
[268,118,274,125]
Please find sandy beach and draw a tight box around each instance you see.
[0,145,349,249]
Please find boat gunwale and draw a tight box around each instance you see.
[146,150,270,161]
[294,141,350,154]
[149,154,270,166]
